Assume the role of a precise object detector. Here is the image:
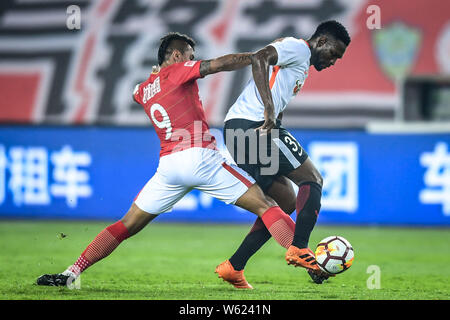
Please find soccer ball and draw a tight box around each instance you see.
[315,236,354,274]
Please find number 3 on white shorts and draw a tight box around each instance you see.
[150,103,172,140]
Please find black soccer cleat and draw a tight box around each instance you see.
[307,269,330,284]
[36,273,72,287]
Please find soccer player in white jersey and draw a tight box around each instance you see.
[216,21,351,287]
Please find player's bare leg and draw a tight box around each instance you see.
[234,183,276,216]
[121,203,158,236]
[220,160,331,284]
[234,184,296,248]
[215,183,296,289]
[36,203,157,286]
[224,177,295,271]
[232,159,325,273]
[217,177,317,288]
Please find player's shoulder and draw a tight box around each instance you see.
[271,37,310,52]
[162,61,200,79]
[271,36,303,44]
[269,37,310,66]
[166,60,200,72]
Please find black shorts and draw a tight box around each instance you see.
[223,118,309,192]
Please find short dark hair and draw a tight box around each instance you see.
[311,20,351,46]
[158,32,196,66]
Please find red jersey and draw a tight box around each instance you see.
[133,60,216,157]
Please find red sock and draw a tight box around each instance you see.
[261,206,295,249]
[69,221,130,275]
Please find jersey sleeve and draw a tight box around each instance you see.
[132,83,142,104]
[168,60,203,85]
[269,37,311,67]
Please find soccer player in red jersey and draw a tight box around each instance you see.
[36,32,309,288]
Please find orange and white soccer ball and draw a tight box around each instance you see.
[315,236,354,274]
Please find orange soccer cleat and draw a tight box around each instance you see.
[285,246,334,281]
[215,260,254,289]
[285,245,321,270]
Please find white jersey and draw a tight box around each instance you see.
[224,37,311,122]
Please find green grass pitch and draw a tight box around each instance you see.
[0,220,449,300]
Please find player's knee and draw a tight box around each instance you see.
[296,168,323,188]
[305,166,323,187]
[235,184,280,216]
[315,172,323,188]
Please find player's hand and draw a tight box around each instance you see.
[255,114,276,134]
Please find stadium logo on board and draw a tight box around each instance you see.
[372,22,421,82]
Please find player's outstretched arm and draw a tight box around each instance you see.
[199,53,252,77]
[251,45,278,132]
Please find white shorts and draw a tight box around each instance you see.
[134,147,255,214]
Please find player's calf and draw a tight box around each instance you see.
[291,181,322,248]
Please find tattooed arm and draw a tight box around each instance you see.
[199,53,253,77]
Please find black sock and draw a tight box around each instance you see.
[292,182,322,248]
[228,218,271,271]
